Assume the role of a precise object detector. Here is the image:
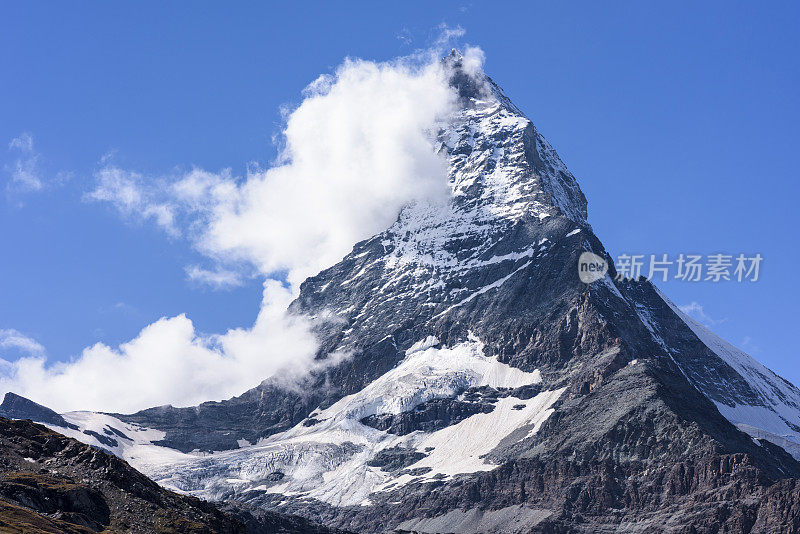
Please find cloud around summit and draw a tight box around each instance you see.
[0,37,486,413]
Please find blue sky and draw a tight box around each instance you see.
[1,2,799,397]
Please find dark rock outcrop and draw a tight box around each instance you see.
[0,416,243,533]
[0,417,343,533]
[366,447,428,472]
[117,386,312,453]
[221,501,353,534]
[0,392,77,430]
[361,396,495,436]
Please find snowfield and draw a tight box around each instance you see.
[47,410,189,472]
[62,334,563,507]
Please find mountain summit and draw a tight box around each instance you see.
[10,58,800,532]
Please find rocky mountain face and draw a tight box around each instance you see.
[6,52,800,532]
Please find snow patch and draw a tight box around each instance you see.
[53,411,189,473]
[383,387,566,487]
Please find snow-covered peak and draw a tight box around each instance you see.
[379,63,587,276]
[295,69,591,349]
[447,56,587,219]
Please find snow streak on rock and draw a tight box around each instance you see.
[662,293,800,456]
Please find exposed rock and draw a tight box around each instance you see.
[361,397,495,436]
[82,429,118,449]
[367,447,427,472]
[220,501,354,534]
[0,392,78,430]
[0,417,343,533]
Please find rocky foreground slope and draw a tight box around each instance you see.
[4,51,800,532]
[0,416,347,533]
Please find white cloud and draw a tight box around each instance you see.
[434,23,466,48]
[679,301,727,327]
[185,265,245,290]
[6,133,42,191]
[0,329,45,356]
[396,27,412,45]
[193,57,456,287]
[460,46,486,77]
[86,166,179,236]
[4,133,72,194]
[8,133,34,152]
[0,282,324,413]
[8,41,487,413]
[88,54,461,288]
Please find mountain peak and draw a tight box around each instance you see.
[445,48,462,61]
[0,392,76,429]
[373,72,589,280]
[439,49,589,227]
[444,48,491,101]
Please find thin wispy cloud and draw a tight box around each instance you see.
[6,133,42,192]
[0,329,45,357]
[86,166,180,236]
[98,302,138,315]
[396,27,412,45]
[186,265,245,290]
[5,133,71,195]
[679,301,728,327]
[434,23,465,47]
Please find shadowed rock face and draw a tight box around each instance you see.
[115,390,313,453]
[0,392,78,430]
[361,395,496,436]
[19,55,800,532]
